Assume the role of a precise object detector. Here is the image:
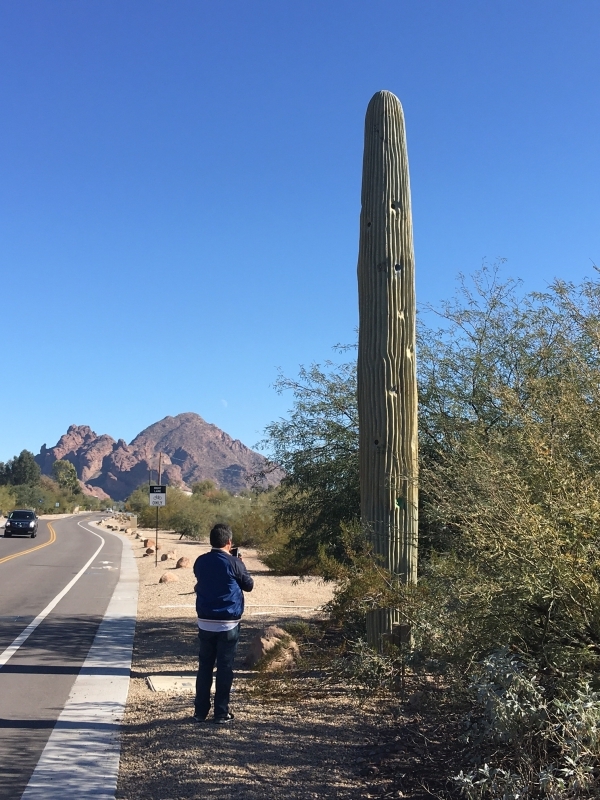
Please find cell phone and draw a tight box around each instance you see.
[230,547,240,558]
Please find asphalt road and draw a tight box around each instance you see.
[0,514,124,799]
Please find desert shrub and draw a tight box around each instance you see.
[0,485,16,514]
[223,489,281,548]
[454,649,600,799]
[125,483,289,554]
[337,638,405,696]
[290,268,600,797]
[127,485,222,536]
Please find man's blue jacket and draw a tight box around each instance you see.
[194,549,254,621]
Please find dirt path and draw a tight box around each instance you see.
[110,525,386,800]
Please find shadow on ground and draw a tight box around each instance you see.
[116,615,384,800]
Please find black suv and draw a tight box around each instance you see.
[4,510,38,538]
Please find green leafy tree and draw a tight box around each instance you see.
[191,480,217,495]
[6,450,41,486]
[14,483,46,510]
[409,269,600,670]
[0,485,16,513]
[52,460,81,494]
[263,354,359,567]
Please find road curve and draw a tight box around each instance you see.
[0,514,131,799]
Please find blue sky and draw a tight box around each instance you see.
[1,1,599,462]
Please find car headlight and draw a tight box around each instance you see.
[5,521,11,526]
[29,521,35,528]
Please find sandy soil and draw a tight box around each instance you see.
[103,522,388,800]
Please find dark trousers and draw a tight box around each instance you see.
[195,624,240,719]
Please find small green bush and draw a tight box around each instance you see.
[454,649,600,799]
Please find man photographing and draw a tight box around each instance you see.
[193,523,254,723]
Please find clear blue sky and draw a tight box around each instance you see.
[1,1,599,462]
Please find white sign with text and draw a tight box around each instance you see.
[149,485,166,506]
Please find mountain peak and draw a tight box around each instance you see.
[36,413,282,501]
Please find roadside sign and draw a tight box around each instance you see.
[55,502,60,508]
[149,485,166,506]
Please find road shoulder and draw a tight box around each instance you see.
[115,527,385,800]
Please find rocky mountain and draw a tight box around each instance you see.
[35,413,282,501]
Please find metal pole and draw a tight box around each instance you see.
[155,453,162,567]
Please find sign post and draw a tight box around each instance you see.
[149,483,166,566]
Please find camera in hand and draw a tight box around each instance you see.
[230,547,241,558]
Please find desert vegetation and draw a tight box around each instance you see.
[0,451,106,514]
[121,265,600,797]
[125,480,290,560]
[260,265,600,799]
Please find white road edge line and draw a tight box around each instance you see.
[0,523,105,669]
[22,521,139,800]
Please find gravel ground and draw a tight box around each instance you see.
[107,524,385,800]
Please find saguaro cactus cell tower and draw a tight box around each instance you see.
[357,90,418,648]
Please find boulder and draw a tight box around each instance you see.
[143,538,153,548]
[269,642,300,671]
[159,572,178,583]
[145,547,155,555]
[176,557,191,569]
[245,626,299,671]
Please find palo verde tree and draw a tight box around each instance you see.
[411,267,600,673]
[263,356,359,567]
[52,460,81,494]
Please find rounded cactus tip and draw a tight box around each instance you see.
[373,89,398,100]
[367,89,404,113]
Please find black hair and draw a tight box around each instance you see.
[210,523,233,549]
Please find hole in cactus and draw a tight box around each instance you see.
[395,264,402,272]
[374,439,379,445]
[367,222,371,227]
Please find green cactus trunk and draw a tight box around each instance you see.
[357,90,418,648]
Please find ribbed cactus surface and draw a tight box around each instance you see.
[357,90,418,645]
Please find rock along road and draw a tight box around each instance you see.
[0,514,137,800]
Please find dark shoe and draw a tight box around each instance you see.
[192,714,207,723]
[213,712,234,724]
